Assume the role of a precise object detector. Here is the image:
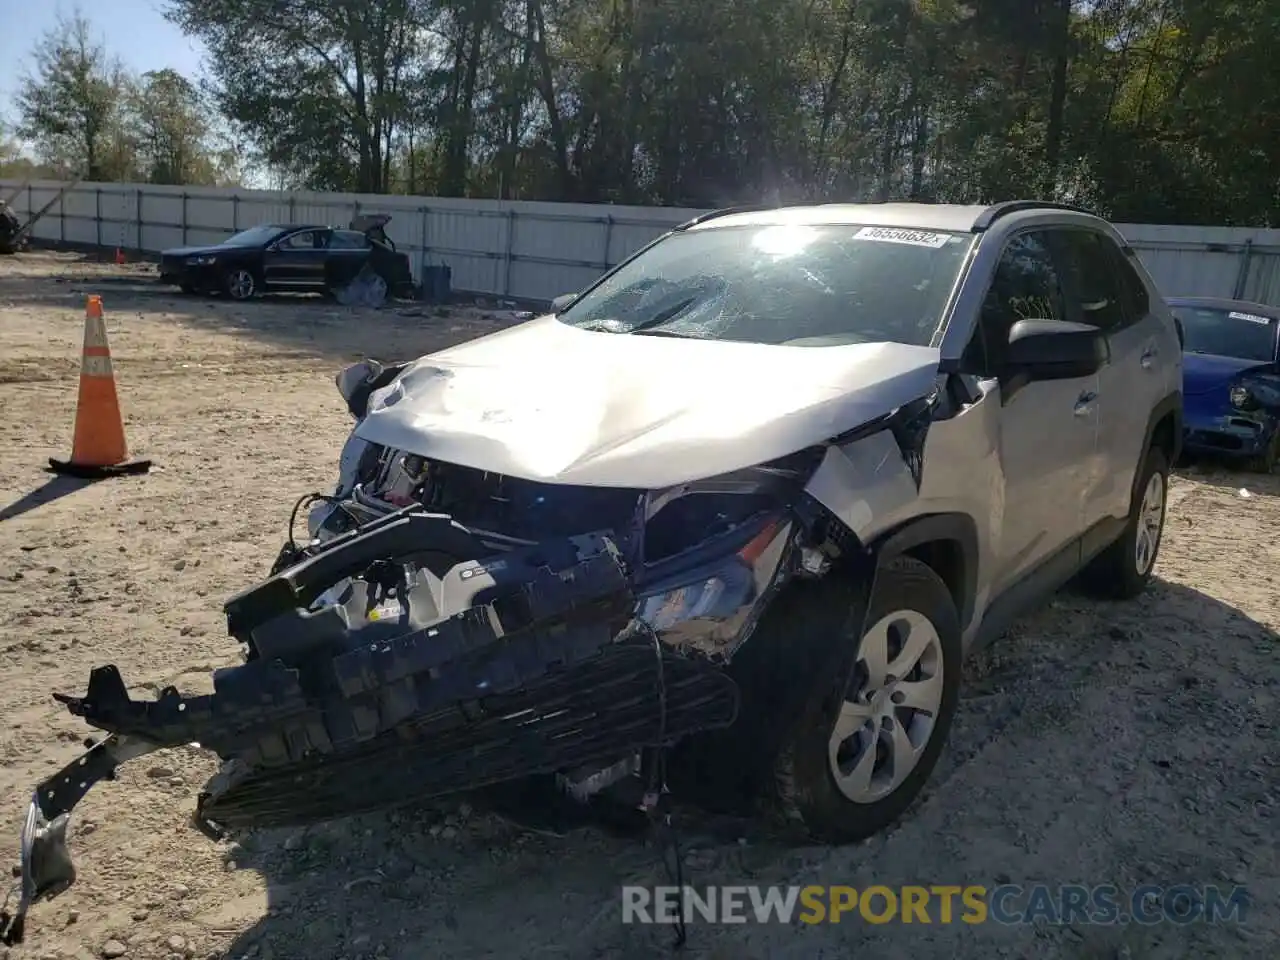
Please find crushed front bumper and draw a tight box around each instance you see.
[2,505,740,943]
[1183,413,1277,458]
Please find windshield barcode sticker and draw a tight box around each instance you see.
[1228,311,1272,324]
[853,226,951,248]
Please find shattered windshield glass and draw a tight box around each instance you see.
[557,223,975,346]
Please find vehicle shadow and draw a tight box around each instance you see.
[209,576,1278,960]
[0,251,525,364]
[1174,456,1280,497]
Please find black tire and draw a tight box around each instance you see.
[1248,428,1279,474]
[1080,445,1170,600]
[224,267,257,301]
[771,555,962,844]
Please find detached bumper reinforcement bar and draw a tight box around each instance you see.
[2,529,639,945]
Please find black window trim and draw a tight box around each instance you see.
[959,225,1082,377]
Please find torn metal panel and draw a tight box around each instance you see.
[803,429,922,541]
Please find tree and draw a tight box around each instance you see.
[165,0,430,193]
[129,69,216,184]
[130,0,1280,223]
[15,10,130,179]
[0,119,20,170]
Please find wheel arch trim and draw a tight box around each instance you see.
[868,512,979,632]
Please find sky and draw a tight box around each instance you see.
[0,0,207,118]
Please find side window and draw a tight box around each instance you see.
[962,231,1068,375]
[278,230,319,250]
[329,230,371,250]
[1051,230,1127,331]
[1101,238,1151,322]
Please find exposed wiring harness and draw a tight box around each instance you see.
[269,493,367,577]
[639,620,688,950]
[285,493,362,554]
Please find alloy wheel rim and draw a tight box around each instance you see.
[828,609,944,804]
[1134,471,1165,575]
[230,270,254,299]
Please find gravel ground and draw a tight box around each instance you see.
[0,250,1275,960]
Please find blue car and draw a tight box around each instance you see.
[1168,296,1280,472]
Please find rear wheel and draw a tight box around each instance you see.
[1080,445,1169,599]
[772,556,962,843]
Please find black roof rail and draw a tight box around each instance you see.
[973,200,1100,231]
[672,199,859,231]
[673,205,780,230]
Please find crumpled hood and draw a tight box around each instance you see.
[354,316,941,488]
[1182,353,1272,395]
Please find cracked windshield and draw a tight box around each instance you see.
[556,223,974,346]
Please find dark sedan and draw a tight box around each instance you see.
[158,215,415,302]
[1168,296,1280,472]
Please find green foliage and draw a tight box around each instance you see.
[15,10,127,179]
[8,0,1280,222]
[12,8,235,185]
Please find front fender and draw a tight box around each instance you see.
[1144,390,1183,464]
[869,512,979,632]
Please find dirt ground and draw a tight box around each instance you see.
[0,250,1275,960]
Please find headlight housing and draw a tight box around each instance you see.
[639,448,823,565]
[1230,384,1256,410]
[185,255,217,266]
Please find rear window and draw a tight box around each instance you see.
[330,230,371,250]
[557,223,976,347]
[1171,305,1278,362]
[1104,242,1151,321]
[1051,230,1127,330]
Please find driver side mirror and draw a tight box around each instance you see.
[1006,319,1108,381]
[550,293,577,313]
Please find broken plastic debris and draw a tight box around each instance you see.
[1238,489,1251,498]
[334,265,389,307]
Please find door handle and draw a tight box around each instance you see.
[1140,346,1158,369]
[1074,391,1097,416]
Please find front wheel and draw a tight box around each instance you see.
[224,267,257,301]
[1248,427,1279,474]
[1080,445,1169,599]
[773,556,962,844]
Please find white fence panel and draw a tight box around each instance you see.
[5,178,1280,307]
[1114,223,1280,304]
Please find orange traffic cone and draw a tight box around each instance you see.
[49,295,151,479]
[114,247,125,265]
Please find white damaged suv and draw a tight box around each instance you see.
[314,200,1182,831]
[9,201,1183,940]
